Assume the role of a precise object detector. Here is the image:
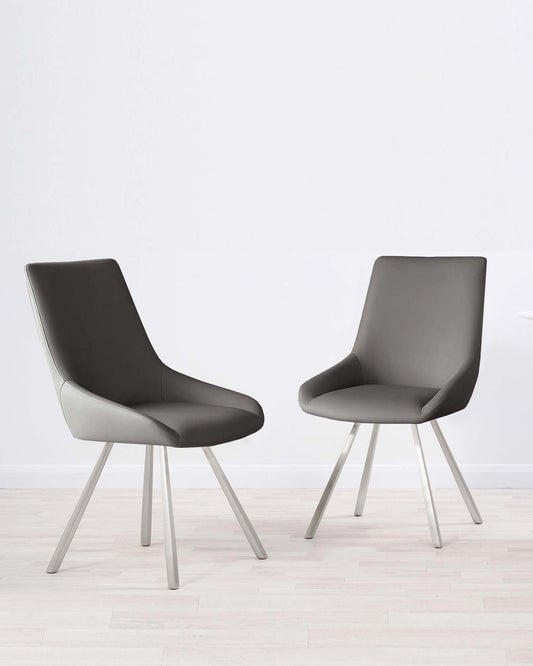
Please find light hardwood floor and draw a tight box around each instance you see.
[0,488,532,665]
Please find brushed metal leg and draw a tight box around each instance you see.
[47,442,113,574]
[305,423,360,539]
[203,447,267,560]
[411,425,442,548]
[355,424,380,516]
[141,445,154,546]
[431,420,483,524]
[159,447,179,590]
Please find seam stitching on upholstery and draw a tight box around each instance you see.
[64,380,180,444]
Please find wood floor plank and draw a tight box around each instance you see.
[0,647,164,665]
[389,611,533,631]
[507,649,533,665]
[161,646,507,665]
[1,488,532,665]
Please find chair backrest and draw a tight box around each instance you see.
[353,256,487,389]
[25,259,161,406]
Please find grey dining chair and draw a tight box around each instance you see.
[26,258,267,589]
[299,256,487,548]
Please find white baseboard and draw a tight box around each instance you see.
[1,463,532,489]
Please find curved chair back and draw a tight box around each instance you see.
[25,259,161,405]
[353,256,487,390]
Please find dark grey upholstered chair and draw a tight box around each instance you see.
[299,256,487,548]
[26,258,267,589]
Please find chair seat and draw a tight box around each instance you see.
[131,401,262,448]
[303,384,439,424]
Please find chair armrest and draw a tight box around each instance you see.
[60,380,179,446]
[161,365,264,422]
[299,353,363,408]
[420,359,480,421]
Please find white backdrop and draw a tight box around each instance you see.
[2,1,533,488]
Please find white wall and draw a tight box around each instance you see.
[2,1,533,487]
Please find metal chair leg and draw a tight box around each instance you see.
[203,447,267,560]
[431,420,482,524]
[140,445,153,546]
[305,423,360,539]
[355,424,380,516]
[47,442,114,573]
[159,447,179,589]
[411,425,442,548]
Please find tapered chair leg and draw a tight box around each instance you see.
[159,447,179,590]
[355,424,380,516]
[305,423,360,539]
[202,447,267,560]
[411,425,442,548]
[141,445,154,546]
[431,420,482,524]
[47,442,114,574]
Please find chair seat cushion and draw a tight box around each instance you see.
[303,384,439,424]
[131,401,262,448]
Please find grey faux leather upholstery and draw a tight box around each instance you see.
[26,259,264,447]
[299,257,486,424]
